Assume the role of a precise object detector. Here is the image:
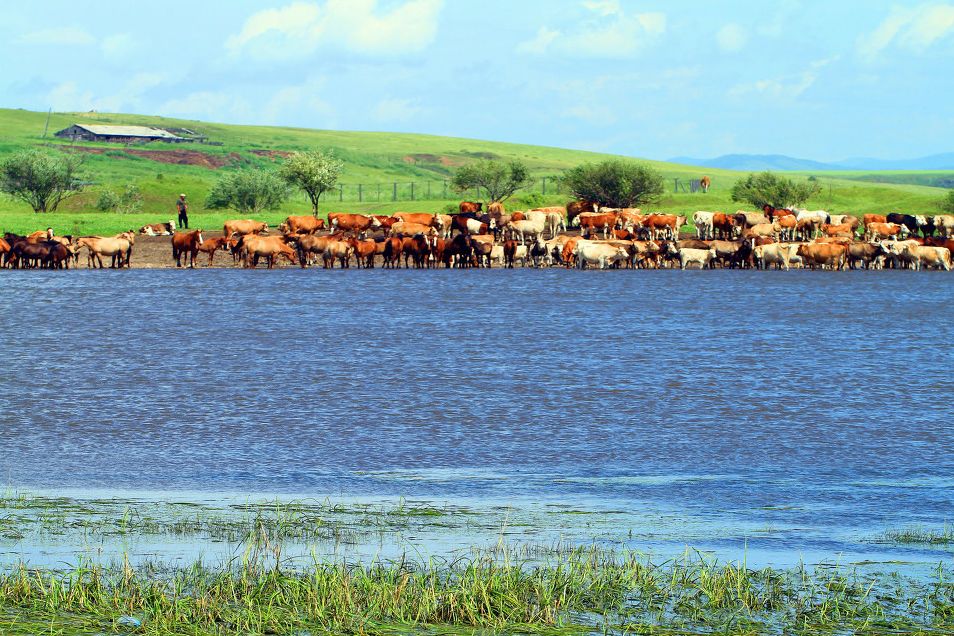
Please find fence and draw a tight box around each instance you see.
[303,176,564,204]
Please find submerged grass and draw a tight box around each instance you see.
[0,545,953,635]
[875,525,954,546]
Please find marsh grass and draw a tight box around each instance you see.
[0,545,952,635]
[875,525,954,546]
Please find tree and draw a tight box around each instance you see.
[96,184,143,213]
[939,190,954,214]
[0,149,85,213]
[451,159,533,203]
[731,171,821,210]
[205,169,289,215]
[278,150,343,216]
[560,160,664,208]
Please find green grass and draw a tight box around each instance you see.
[0,107,951,236]
[874,525,954,546]
[1,546,952,635]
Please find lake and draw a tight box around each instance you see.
[2,268,953,571]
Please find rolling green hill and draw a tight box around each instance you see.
[0,107,949,235]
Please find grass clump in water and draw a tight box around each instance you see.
[0,545,953,635]
[875,525,954,545]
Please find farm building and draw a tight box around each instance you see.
[54,124,192,144]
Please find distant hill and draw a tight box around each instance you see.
[669,153,954,171]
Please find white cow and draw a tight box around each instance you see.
[508,218,546,244]
[678,247,717,270]
[544,211,566,238]
[934,215,954,237]
[795,209,830,225]
[754,243,797,271]
[574,242,629,269]
[692,211,715,240]
[889,244,952,271]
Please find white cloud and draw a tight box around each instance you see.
[45,73,168,113]
[716,23,747,51]
[517,2,665,58]
[373,97,422,122]
[17,27,95,46]
[158,91,255,123]
[262,77,336,126]
[227,0,444,59]
[858,3,954,60]
[101,33,136,59]
[728,56,836,100]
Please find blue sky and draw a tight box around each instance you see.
[2,0,952,161]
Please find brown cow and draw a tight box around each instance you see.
[797,243,847,271]
[280,215,325,235]
[561,237,583,267]
[566,200,596,226]
[643,214,679,240]
[224,219,268,240]
[712,213,736,240]
[392,212,435,226]
[820,223,854,238]
[578,212,617,239]
[866,222,905,241]
[459,201,483,214]
[329,213,380,234]
[863,214,887,228]
[381,237,404,268]
[401,234,431,268]
[139,220,176,236]
[390,221,435,237]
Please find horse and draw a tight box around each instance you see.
[75,235,133,268]
[196,236,229,266]
[171,230,204,268]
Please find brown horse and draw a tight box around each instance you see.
[196,236,229,266]
[171,230,204,268]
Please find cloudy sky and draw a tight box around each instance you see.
[2,0,952,161]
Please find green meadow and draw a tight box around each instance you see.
[0,107,950,236]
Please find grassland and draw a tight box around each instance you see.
[0,107,951,237]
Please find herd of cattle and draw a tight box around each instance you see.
[3,201,954,272]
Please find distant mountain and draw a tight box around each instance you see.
[667,153,954,171]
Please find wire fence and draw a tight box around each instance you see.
[302,176,564,204]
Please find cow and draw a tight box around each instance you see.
[381,237,405,268]
[796,218,821,241]
[390,222,435,237]
[795,209,831,226]
[508,218,546,244]
[742,222,780,243]
[487,201,505,217]
[223,219,268,240]
[470,234,494,267]
[820,223,855,238]
[459,201,483,214]
[712,213,737,240]
[847,242,890,270]
[329,213,380,235]
[527,237,550,267]
[775,214,797,240]
[886,213,924,237]
[544,211,566,238]
[863,214,888,228]
[753,243,798,271]
[392,212,435,226]
[447,232,475,268]
[433,214,453,238]
[575,242,629,270]
[796,243,847,271]
[139,220,176,236]
[280,215,325,235]
[932,215,954,237]
[566,200,596,226]
[503,239,529,268]
[887,243,952,271]
[401,234,431,268]
[677,247,717,270]
[692,211,715,240]
[700,175,711,193]
[451,215,491,236]
[866,222,907,242]
[171,230,205,268]
[644,214,680,240]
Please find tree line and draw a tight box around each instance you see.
[3,147,954,217]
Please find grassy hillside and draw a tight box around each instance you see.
[0,107,949,235]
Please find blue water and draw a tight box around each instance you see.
[2,269,953,568]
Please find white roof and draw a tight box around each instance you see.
[73,124,182,139]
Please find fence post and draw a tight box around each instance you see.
[542,177,547,195]
[427,181,431,199]
[393,182,397,202]
[410,182,415,201]
[443,181,447,199]
[358,183,362,202]
[339,185,343,202]
[377,183,381,202]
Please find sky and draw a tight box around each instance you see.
[2,0,953,161]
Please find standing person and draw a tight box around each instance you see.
[176,194,189,229]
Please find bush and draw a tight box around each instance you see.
[731,172,821,209]
[96,189,121,212]
[95,184,143,213]
[517,192,545,209]
[205,169,289,215]
[451,159,533,203]
[560,160,664,208]
[939,190,954,214]
[0,149,85,213]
